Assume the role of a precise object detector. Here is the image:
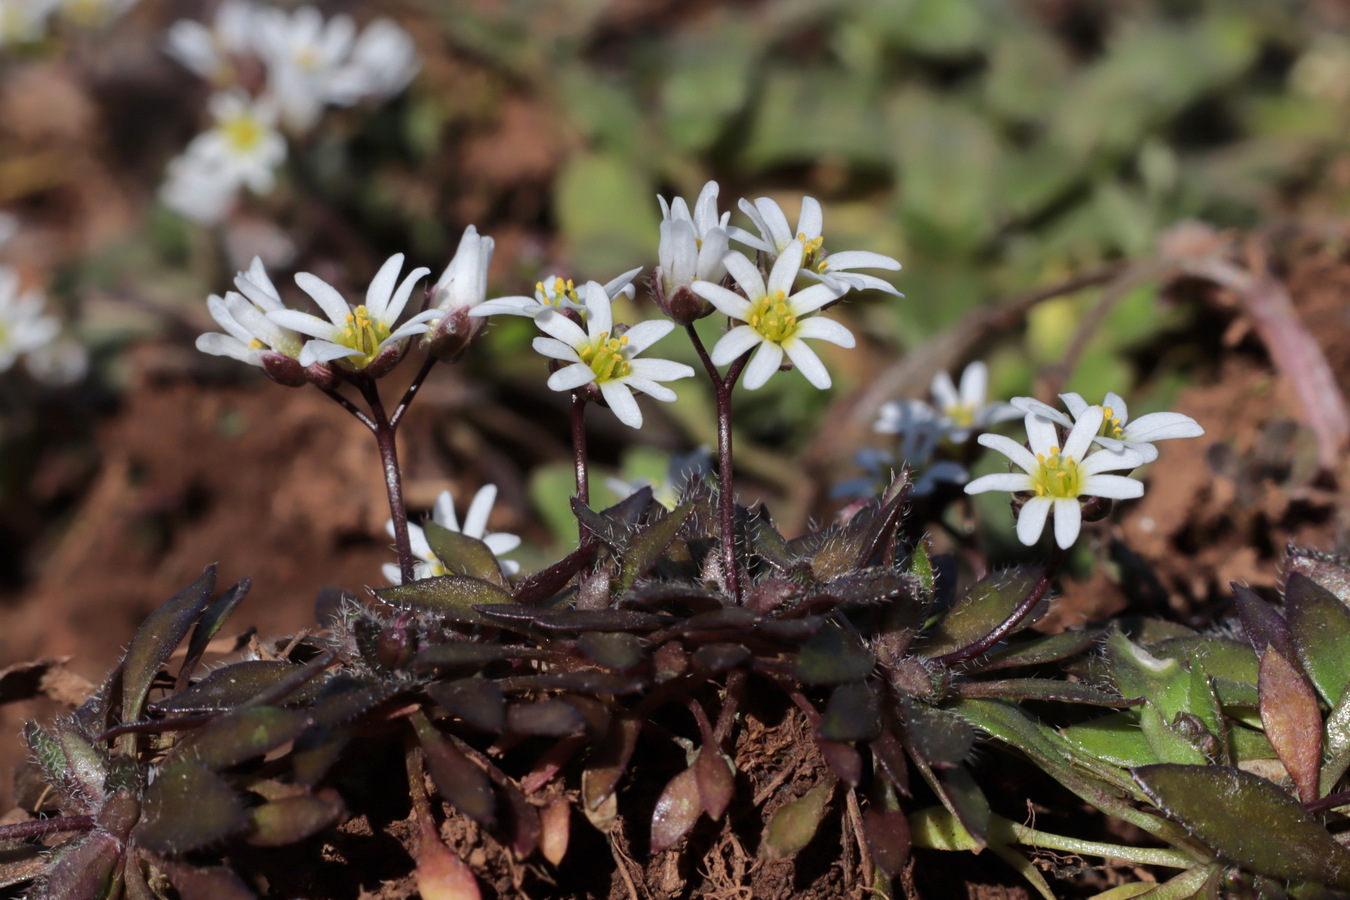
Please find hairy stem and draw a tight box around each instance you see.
[390,355,439,430]
[571,391,589,513]
[1001,818,1194,870]
[934,544,1065,667]
[357,377,416,584]
[0,815,96,841]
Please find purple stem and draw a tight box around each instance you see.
[0,815,95,841]
[933,544,1065,668]
[571,391,589,512]
[355,376,417,584]
[390,355,439,430]
[320,386,376,432]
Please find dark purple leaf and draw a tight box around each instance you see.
[692,643,750,673]
[291,726,351,788]
[512,543,597,606]
[1283,572,1350,706]
[123,854,155,900]
[818,681,882,742]
[245,789,345,846]
[478,605,672,633]
[788,571,916,617]
[135,761,247,854]
[749,514,797,571]
[935,766,990,848]
[153,660,323,714]
[37,833,121,900]
[652,641,689,680]
[1258,646,1322,804]
[577,632,645,671]
[507,700,586,736]
[161,863,256,900]
[412,713,496,827]
[760,776,837,859]
[694,746,734,820]
[122,564,217,723]
[492,766,541,858]
[601,484,656,525]
[581,717,640,811]
[744,576,804,615]
[571,497,628,548]
[424,522,509,588]
[794,624,874,685]
[307,675,401,729]
[870,730,910,795]
[500,671,645,695]
[922,567,1044,657]
[618,499,694,592]
[412,642,548,673]
[179,578,252,690]
[375,574,511,623]
[426,679,506,733]
[817,739,862,786]
[899,696,974,768]
[620,583,725,614]
[172,706,314,772]
[1233,583,1297,661]
[1133,764,1350,887]
[756,617,826,641]
[863,806,910,877]
[650,767,702,853]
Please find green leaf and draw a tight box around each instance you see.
[899,696,974,768]
[122,564,217,723]
[180,577,251,687]
[760,776,837,859]
[981,628,1107,672]
[1062,713,1155,767]
[923,567,1043,657]
[617,499,694,593]
[1284,572,1350,708]
[960,678,1134,707]
[423,523,509,588]
[374,574,512,623]
[1133,764,1350,887]
[246,790,345,847]
[154,660,324,714]
[172,707,309,771]
[818,681,882,743]
[794,623,874,685]
[412,712,496,827]
[135,761,247,854]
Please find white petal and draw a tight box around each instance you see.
[622,376,676,402]
[627,357,695,382]
[383,265,430,323]
[600,380,642,428]
[710,325,763,366]
[1052,499,1082,549]
[975,433,1040,474]
[1122,412,1204,442]
[822,250,902,272]
[721,251,766,300]
[463,484,497,539]
[195,332,255,363]
[692,282,752,321]
[1025,413,1062,456]
[381,563,403,585]
[742,341,783,390]
[963,472,1033,494]
[782,338,830,388]
[532,336,582,363]
[959,362,988,408]
[582,282,613,337]
[930,370,960,411]
[534,309,589,348]
[1079,446,1145,475]
[622,319,674,355]
[1059,393,1090,418]
[433,490,460,531]
[267,309,342,340]
[469,296,538,317]
[1016,497,1052,546]
[794,316,854,347]
[484,532,521,556]
[788,283,843,315]
[766,241,805,297]
[294,272,352,324]
[1104,392,1128,424]
[1062,407,1105,460]
[752,197,793,249]
[795,196,822,239]
[726,225,770,254]
[1011,397,1071,428]
[547,363,597,392]
[364,255,404,313]
[1081,473,1145,500]
[603,267,643,299]
[299,340,362,366]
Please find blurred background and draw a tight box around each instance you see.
[1,0,1349,770]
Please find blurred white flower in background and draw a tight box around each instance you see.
[184,93,286,194]
[0,267,60,374]
[164,0,259,85]
[383,485,521,583]
[471,268,641,320]
[328,18,420,103]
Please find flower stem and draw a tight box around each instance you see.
[356,376,416,584]
[1001,819,1194,870]
[934,544,1065,668]
[320,385,377,432]
[0,815,95,841]
[571,391,589,541]
[390,355,439,430]
[685,324,747,603]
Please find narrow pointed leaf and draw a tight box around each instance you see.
[154,660,325,714]
[123,564,217,722]
[426,679,506,733]
[794,624,874,685]
[817,738,863,785]
[1284,572,1350,707]
[180,578,251,689]
[694,746,734,820]
[958,678,1135,706]
[582,717,640,810]
[512,543,597,606]
[982,628,1108,671]
[618,499,694,593]
[650,767,703,853]
[1133,764,1350,887]
[760,776,836,859]
[571,497,626,548]
[1234,584,1297,661]
[863,806,910,877]
[172,707,308,771]
[307,674,401,728]
[922,567,1044,656]
[375,575,511,623]
[246,790,345,846]
[1259,647,1322,804]
[424,523,508,588]
[749,512,797,570]
[412,713,496,827]
[135,761,247,853]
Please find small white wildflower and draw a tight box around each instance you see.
[691,241,850,390]
[1011,391,1205,464]
[0,267,59,374]
[159,150,239,225]
[256,5,356,132]
[925,362,1021,442]
[423,225,493,358]
[183,92,286,195]
[470,267,641,319]
[531,282,694,429]
[266,253,436,371]
[328,18,419,103]
[196,258,306,382]
[728,195,902,297]
[383,485,521,584]
[656,181,730,320]
[164,0,257,84]
[965,406,1146,549]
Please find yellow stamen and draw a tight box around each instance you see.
[222,113,264,153]
[1030,447,1083,499]
[338,304,392,367]
[745,289,800,344]
[577,331,633,384]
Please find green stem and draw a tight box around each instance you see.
[1001,818,1194,870]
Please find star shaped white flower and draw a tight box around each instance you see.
[182,92,287,195]
[0,266,59,373]
[690,241,850,390]
[196,257,305,371]
[1011,392,1204,464]
[965,406,1146,549]
[267,253,437,369]
[657,180,731,299]
[159,150,240,224]
[920,361,1021,442]
[424,225,493,356]
[727,195,902,297]
[256,5,356,132]
[470,267,641,320]
[328,18,420,103]
[531,282,694,429]
[383,485,521,584]
[164,0,257,84]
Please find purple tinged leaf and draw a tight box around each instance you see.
[161,862,256,900]
[862,806,910,877]
[760,776,837,859]
[307,674,401,729]
[170,707,308,771]
[618,499,694,593]
[502,670,645,695]
[123,854,155,900]
[153,660,325,714]
[507,700,586,736]
[375,574,511,623]
[291,726,351,787]
[650,767,703,853]
[51,723,107,814]
[1287,545,1350,606]
[98,787,139,840]
[412,713,496,827]
[922,567,1045,657]
[571,497,628,548]
[494,771,541,858]
[424,522,509,588]
[414,815,481,900]
[749,514,797,571]
[1258,646,1322,804]
[870,730,910,796]
[691,643,750,673]
[600,484,656,525]
[122,564,217,723]
[793,624,874,685]
[426,679,506,733]
[980,628,1108,672]
[179,578,252,691]
[134,761,247,854]
[1133,764,1350,887]
[818,681,882,742]
[412,642,547,673]
[581,717,641,811]
[899,696,975,768]
[245,790,345,847]
[620,583,725,614]
[36,833,121,900]
[694,746,734,820]
[816,739,863,786]
[1283,572,1350,707]
[935,766,990,848]
[956,678,1136,707]
[652,641,689,681]
[1233,584,1297,662]
[481,606,673,633]
[512,543,597,606]
[577,632,645,671]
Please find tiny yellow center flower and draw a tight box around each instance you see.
[578,332,631,384]
[223,113,265,154]
[1031,446,1083,499]
[747,290,799,344]
[341,304,392,365]
[1099,406,1125,440]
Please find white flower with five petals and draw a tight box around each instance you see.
[267,254,436,369]
[256,6,356,132]
[531,283,694,429]
[1011,392,1204,464]
[182,92,286,195]
[383,485,521,584]
[691,241,851,390]
[923,362,1021,442]
[470,268,640,320]
[964,407,1146,549]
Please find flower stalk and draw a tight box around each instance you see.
[571,390,590,511]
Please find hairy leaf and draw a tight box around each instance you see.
[35,833,121,900]
[154,660,325,714]
[617,499,694,593]
[650,767,702,853]
[1258,647,1322,804]
[900,696,975,768]
[981,628,1107,672]
[180,578,252,690]
[375,575,511,623]
[749,512,797,571]
[1287,546,1350,606]
[481,606,672,632]
[582,717,641,811]
[958,678,1135,706]
[922,567,1044,656]
[245,790,345,847]
[794,624,874,685]
[122,564,217,724]
[135,761,247,854]
[412,642,549,673]
[426,679,506,733]
[412,713,496,827]
[512,543,597,606]
[760,776,836,859]
[307,675,401,729]
[424,523,509,588]
[818,681,882,742]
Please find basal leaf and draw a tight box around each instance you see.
[375,575,511,623]
[135,761,247,854]
[760,776,836,859]
[1233,584,1297,662]
[153,660,325,714]
[36,833,121,900]
[180,578,251,689]
[1062,712,1155,767]
[122,564,217,723]
[981,628,1107,672]
[818,681,882,742]
[577,632,645,671]
[1259,647,1322,804]
[160,863,255,900]
[582,717,640,811]
[1284,572,1350,708]
[922,567,1043,656]
[172,707,309,771]
[650,767,702,853]
[246,790,345,846]
[793,624,874,685]
[694,746,734,821]
[426,679,506,733]
[617,498,694,593]
[1287,546,1350,606]
[507,700,586,736]
[412,712,496,827]
[899,696,974,768]
[863,806,910,877]
[423,523,509,589]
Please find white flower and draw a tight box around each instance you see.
[657,181,731,298]
[431,225,493,316]
[965,407,1146,549]
[159,150,239,225]
[25,337,88,386]
[196,257,305,369]
[0,266,59,373]
[728,195,902,297]
[328,18,419,103]
[0,212,16,247]
[383,485,521,584]
[922,362,1021,442]
[182,92,286,195]
[531,282,694,429]
[0,0,55,46]
[691,241,850,390]
[866,400,967,497]
[164,0,257,84]
[470,267,641,319]
[1011,392,1204,464]
[256,6,356,132]
[267,253,436,370]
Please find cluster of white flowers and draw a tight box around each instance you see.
[382,485,521,585]
[0,214,86,384]
[965,393,1203,549]
[160,2,419,224]
[0,0,140,46]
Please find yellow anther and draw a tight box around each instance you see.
[746,290,801,344]
[535,281,545,293]
[248,338,265,350]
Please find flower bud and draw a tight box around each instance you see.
[652,274,712,325]
[259,350,308,387]
[364,339,409,379]
[423,306,485,361]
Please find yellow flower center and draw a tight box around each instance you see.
[537,277,579,308]
[222,113,265,154]
[577,332,631,384]
[1031,446,1083,499]
[295,45,321,71]
[747,290,799,344]
[798,232,826,271]
[945,404,976,429]
[341,304,391,366]
[1099,405,1125,440]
